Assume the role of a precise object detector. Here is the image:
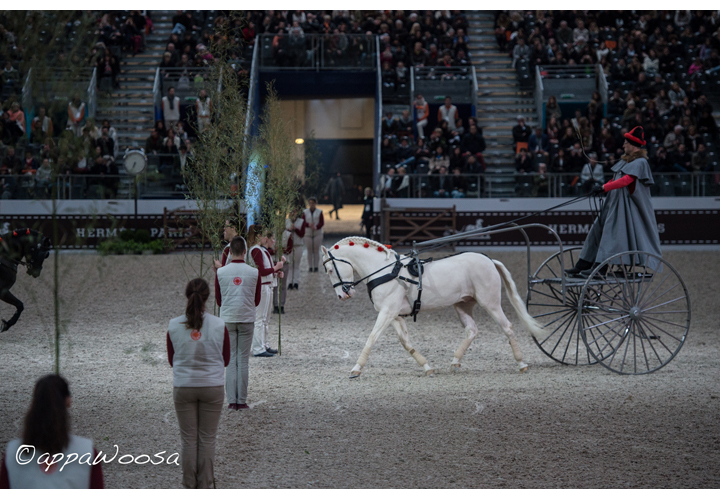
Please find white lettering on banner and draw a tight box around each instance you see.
[76,228,85,237]
[658,223,665,233]
[12,445,180,468]
[547,224,591,235]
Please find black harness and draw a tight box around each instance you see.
[323,251,425,322]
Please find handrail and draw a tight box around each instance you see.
[152,66,161,123]
[257,33,376,70]
[87,67,97,120]
[244,37,259,138]
[375,34,382,191]
[534,65,544,128]
[539,64,596,77]
[471,66,478,118]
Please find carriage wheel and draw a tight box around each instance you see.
[579,251,691,375]
[527,247,600,365]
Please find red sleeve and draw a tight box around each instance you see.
[214,272,222,307]
[254,271,261,306]
[316,212,324,230]
[604,174,636,193]
[294,222,305,238]
[220,246,230,266]
[251,248,274,277]
[0,454,9,489]
[166,332,174,367]
[90,449,104,489]
[222,327,230,367]
[285,234,293,254]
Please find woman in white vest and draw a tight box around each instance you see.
[303,197,324,272]
[1,374,104,488]
[215,236,260,411]
[167,278,230,489]
[437,96,459,132]
[285,208,305,289]
[195,90,212,133]
[248,225,284,357]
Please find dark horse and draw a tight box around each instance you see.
[0,228,52,332]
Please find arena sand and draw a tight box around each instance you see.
[0,245,718,488]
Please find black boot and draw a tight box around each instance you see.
[565,258,593,277]
[579,264,608,279]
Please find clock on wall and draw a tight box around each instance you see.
[122,149,147,175]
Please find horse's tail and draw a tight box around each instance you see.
[492,259,545,339]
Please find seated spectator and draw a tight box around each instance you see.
[551,147,570,174]
[461,124,486,155]
[22,151,38,175]
[671,143,692,172]
[395,61,409,87]
[428,146,449,173]
[0,61,20,87]
[145,129,163,155]
[67,95,86,137]
[664,125,684,152]
[464,153,485,174]
[382,110,399,138]
[30,106,54,144]
[162,87,180,130]
[380,137,397,166]
[515,148,533,173]
[546,95,562,121]
[427,127,446,153]
[528,127,550,159]
[511,37,530,68]
[533,163,550,197]
[2,146,21,174]
[568,142,585,171]
[397,109,413,137]
[96,127,115,157]
[559,126,576,150]
[652,146,672,172]
[34,158,52,197]
[392,166,410,198]
[449,167,467,198]
[5,102,25,145]
[692,143,710,171]
[379,167,396,197]
[395,137,414,163]
[0,163,17,199]
[668,82,686,111]
[580,152,604,192]
[512,116,531,150]
[430,165,451,198]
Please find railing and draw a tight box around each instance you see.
[257,33,377,70]
[158,67,212,103]
[538,64,597,78]
[87,67,97,120]
[597,62,608,116]
[153,67,161,123]
[376,172,720,199]
[471,66,478,116]
[534,65,544,128]
[413,66,474,80]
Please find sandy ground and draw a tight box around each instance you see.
[1,240,719,488]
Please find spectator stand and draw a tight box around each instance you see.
[535,64,601,128]
[410,66,478,131]
[258,33,377,70]
[154,67,212,127]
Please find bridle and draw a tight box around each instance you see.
[322,250,407,296]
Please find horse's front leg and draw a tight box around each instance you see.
[391,317,434,375]
[0,288,24,332]
[350,307,397,378]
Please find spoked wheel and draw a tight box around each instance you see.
[527,247,601,365]
[579,251,691,375]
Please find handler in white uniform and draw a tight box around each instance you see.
[303,197,324,272]
[286,209,305,289]
[249,227,284,357]
[216,236,260,410]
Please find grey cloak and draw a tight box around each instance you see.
[579,153,662,270]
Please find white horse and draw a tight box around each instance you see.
[321,237,545,378]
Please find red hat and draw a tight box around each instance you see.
[624,126,646,147]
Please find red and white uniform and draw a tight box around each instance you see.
[167,312,230,388]
[250,244,276,355]
[2,436,104,488]
[303,208,324,270]
[286,217,305,286]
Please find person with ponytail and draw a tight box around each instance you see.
[166,278,230,488]
[1,374,104,488]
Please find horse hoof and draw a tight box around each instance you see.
[424,369,435,377]
[519,366,529,373]
[450,364,461,372]
[0,320,8,333]
[349,371,361,379]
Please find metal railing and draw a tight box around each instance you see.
[413,66,474,80]
[534,65,544,127]
[471,66,478,116]
[87,67,97,120]
[257,33,376,70]
[538,64,597,78]
[375,171,720,199]
[157,67,212,103]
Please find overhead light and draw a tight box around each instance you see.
[295,138,304,144]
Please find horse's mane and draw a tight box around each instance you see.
[333,237,395,261]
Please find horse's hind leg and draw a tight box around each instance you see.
[391,317,434,375]
[479,297,528,372]
[0,288,24,333]
[451,301,479,371]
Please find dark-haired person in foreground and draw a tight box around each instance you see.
[566,126,662,278]
[167,278,230,488]
[1,374,104,488]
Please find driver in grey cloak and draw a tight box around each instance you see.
[566,126,662,277]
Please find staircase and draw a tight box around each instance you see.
[96,11,175,162]
[466,11,539,197]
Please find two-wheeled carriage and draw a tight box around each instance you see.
[411,221,690,375]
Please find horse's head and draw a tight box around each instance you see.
[25,234,51,278]
[321,245,356,300]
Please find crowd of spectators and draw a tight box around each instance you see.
[380,93,487,198]
[497,10,720,195]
